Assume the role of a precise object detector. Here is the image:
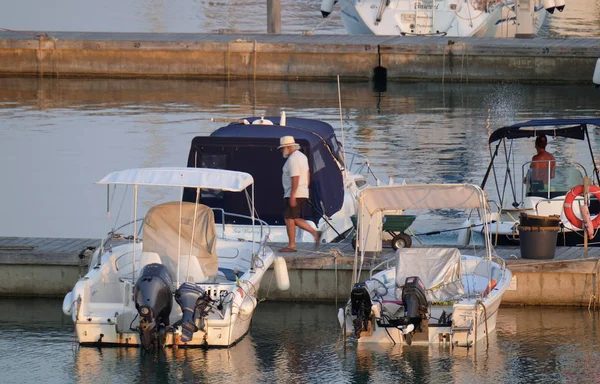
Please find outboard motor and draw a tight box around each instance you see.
[175,282,214,343]
[401,276,429,330]
[350,282,372,338]
[133,263,173,349]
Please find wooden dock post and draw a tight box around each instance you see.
[267,0,281,34]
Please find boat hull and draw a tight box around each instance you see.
[66,241,274,348]
[343,254,511,346]
[338,0,547,37]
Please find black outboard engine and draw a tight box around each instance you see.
[401,276,429,330]
[133,263,173,349]
[350,282,372,338]
[175,282,214,343]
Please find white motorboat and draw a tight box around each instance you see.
[326,0,557,37]
[186,113,372,245]
[62,167,289,348]
[339,184,512,347]
[477,118,600,246]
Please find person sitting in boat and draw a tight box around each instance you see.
[278,135,321,252]
[527,135,556,193]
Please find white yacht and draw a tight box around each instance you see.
[340,184,512,347]
[63,167,289,348]
[186,114,371,245]
[325,0,557,37]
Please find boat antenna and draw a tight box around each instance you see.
[337,75,347,173]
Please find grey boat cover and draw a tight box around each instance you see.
[395,248,464,302]
[143,201,218,279]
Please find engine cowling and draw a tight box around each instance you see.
[133,263,173,349]
[174,282,214,343]
[401,276,429,329]
[350,282,372,337]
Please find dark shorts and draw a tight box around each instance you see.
[283,198,308,219]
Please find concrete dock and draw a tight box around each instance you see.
[0,31,598,83]
[1,236,599,307]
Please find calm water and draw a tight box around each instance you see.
[1,298,599,384]
[0,78,599,238]
[0,0,599,37]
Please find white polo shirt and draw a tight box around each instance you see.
[282,150,310,198]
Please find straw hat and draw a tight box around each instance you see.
[278,136,298,149]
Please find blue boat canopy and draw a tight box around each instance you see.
[482,118,600,190]
[184,117,345,225]
[488,118,600,143]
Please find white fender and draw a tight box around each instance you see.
[280,110,287,126]
[274,256,290,291]
[62,291,74,316]
[456,219,472,246]
[543,0,556,13]
[554,0,565,12]
[593,58,600,87]
[321,0,336,18]
[337,307,345,328]
[371,303,381,319]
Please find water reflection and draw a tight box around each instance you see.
[0,77,599,238]
[1,299,600,383]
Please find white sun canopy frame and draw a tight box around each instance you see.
[95,167,256,283]
[353,184,492,284]
[359,184,489,215]
[96,167,254,191]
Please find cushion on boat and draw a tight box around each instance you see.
[395,247,464,302]
[218,267,242,282]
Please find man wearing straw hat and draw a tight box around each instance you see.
[278,136,321,252]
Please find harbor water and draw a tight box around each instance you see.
[0,78,599,238]
[1,298,600,384]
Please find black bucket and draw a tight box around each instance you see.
[518,225,560,259]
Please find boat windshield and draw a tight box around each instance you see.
[523,162,585,198]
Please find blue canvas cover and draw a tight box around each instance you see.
[184,117,345,225]
[488,118,600,143]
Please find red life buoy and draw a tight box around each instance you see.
[563,184,600,231]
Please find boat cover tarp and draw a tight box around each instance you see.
[96,167,253,191]
[185,117,345,224]
[395,248,464,302]
[359,184,487,215]
[142,202,217,279]
[487,118,600,144]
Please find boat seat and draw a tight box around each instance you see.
[178,255,208,284]
[118,251,162,278]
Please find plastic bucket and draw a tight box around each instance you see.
[519,213,561,227]
[518,225,560,259]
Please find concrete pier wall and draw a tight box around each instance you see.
[0,32,598,83]
[2,252,599,308]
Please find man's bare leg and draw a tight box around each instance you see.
[285,218,297,249]
[294,218,321,248]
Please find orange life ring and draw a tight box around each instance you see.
[563,184,600,230]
